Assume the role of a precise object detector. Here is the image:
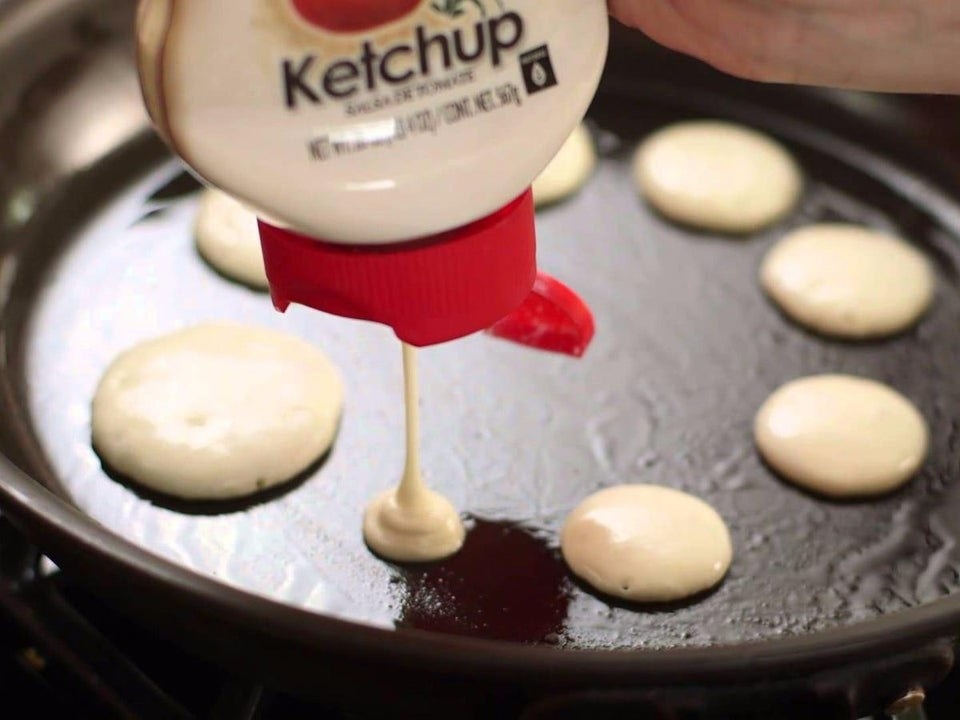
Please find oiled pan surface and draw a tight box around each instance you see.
[13,74,960,650]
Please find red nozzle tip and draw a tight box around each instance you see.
[487,271,595,358]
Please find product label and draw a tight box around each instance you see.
[281,13,525,109]
[307,81,523,161]
[277,0,559,163]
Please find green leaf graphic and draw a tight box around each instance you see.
[431,0,505,19]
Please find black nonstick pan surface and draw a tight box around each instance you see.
[24,89,960,650]
[5,0,960,709]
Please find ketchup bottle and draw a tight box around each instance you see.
[136,0,609,352]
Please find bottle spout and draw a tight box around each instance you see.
[258,190,537,347]
[487,272,595,358]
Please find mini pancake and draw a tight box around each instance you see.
[634,120,802,233]
[761,224,934,339]
[194,189,269,289]
[92,322,343,500]
[561,484,732,603]
[533,123,597,207]
[755,375,928,498]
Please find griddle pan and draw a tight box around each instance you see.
[3,0,960,716]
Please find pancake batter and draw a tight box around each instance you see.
[633,120,802,233]
[194,189,269,289]
[533,124,597,207]
[92,323,343,499]
[755,375,928,498]
[561,485,733,603]
[363,344,465,563]
[761,224,934,339]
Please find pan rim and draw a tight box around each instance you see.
[1,452,958,681]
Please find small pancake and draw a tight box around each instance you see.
[92,322,343,500]
[761,224,934,339]
[533,123,597,207]
[634,120,802,233]
[194,189,269,289]
[755,375,928,498]
[561,484,732,603]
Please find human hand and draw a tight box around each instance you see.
[608,0,960,93]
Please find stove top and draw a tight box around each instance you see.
[0,511,957,719]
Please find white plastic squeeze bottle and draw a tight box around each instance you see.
[136,0,609,351]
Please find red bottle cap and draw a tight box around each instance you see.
[258,190,537,347]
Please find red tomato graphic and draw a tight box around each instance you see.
[291,0,423,33]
